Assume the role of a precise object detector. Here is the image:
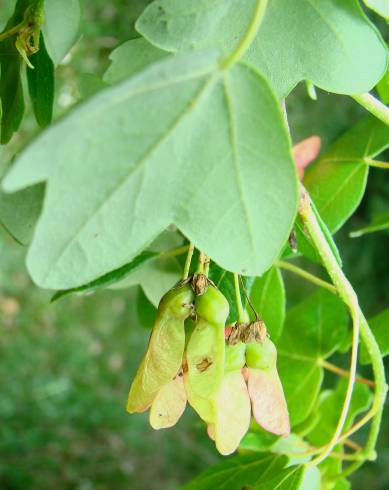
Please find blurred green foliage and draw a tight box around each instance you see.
[0,0,388,489]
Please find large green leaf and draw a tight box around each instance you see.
[3,51,297,289]
[360,308,389,364]
[250,267,285,341]
[304,116,389,233]
[137,0,387,97]
[0,184,44,245]
[276,290,348,426]
[253,465,306,490]
[307,380,372,446]
[43,0,81,64]
[180,453,301,490]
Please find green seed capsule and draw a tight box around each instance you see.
[186,285,229,399]
[127,284,194,413]
[225,341,246,372]
[245,337,277,371]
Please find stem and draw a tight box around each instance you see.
[320,360,375,388]
[233,273,245,323]
[299,186,360,467]
[239,275,259,321]
[275,260,336,294]
[352,93,389,126]
[197,251,206,274]
[220,0,268,69]
[204,256,210,277]
[182,243,194,280]
[363,158,389,169]
[356,312,387,459]
[0,22,23,42]
[332,460,364,482]
[274,208,387,467]
[161,245,189,259]
[344,439,362,452]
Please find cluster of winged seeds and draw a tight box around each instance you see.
[127,274,290,455]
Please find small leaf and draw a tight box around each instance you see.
[43,0,81,64]
[333,479,351,490]
[0,0,27,144]
[111,230,185,306]
[104,37,169,84]
[304,116,389,233]
[350,210,389,238]
[360,308,389,364]
[113,254,182,307]
[253,465,306,490]
[4,52,297,289]
[272,434,312,466]
[0,184,44,245]
[363,0,389,19]
[27,33,55,127]
[180,453,288,490]
[277,290,348,425]
[250,267,285,340]
[307,379,372,446]
[137,0,388,97]
[240,429,278,453]
[298,466,321,490]
[51,251,158,302]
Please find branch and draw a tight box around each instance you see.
[299,186,360,466]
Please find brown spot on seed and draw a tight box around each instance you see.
[196,357,213,372]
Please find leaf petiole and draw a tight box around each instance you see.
[274,260,336,294]
[352,93,389,126]
[220,0,268,69]
[182,243,194,280]
[320,359,375,388]
[363,158,389,169]
[233,273,245,323]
